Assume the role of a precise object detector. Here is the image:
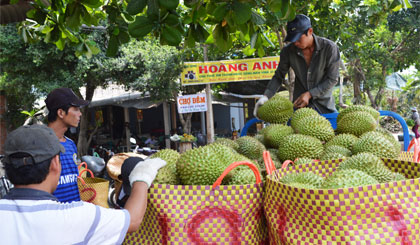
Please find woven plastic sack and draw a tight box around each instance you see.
[399,151,415,162]
[124,161,268,244]
[264,156,420,244]
[77,167,110,208]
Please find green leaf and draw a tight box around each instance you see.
[238,23,248,34]
[262,32,275,48]
[191,24,209,43]
[118,31,130,44]
[269,0,282,12]
[184,0,199,8]
[106,35,119,57]
[257,46,265,57]
[158,0,179,10]
[250,10,265,25]
[183,15,192,24]
[161,25,182,45]
[21,110,33,116]
[128,16,154,37]
[126,0,147,15]
[213,24,232,52]
[80,0,102,8]
[232,1,252,25]
[112,27,120,36]
[164,13,180,26]
[185,29,196,48]
[65,2,82,30]
[250,32,258,48]
[243,45,256,56]
[147,0,160,20]
[212,2,228,21]
[55,38,66,50]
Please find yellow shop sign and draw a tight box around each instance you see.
[181,56,279,86]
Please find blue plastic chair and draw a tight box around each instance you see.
[240,110,410,151]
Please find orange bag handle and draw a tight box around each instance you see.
[212,161,261,189]
[78,168,95,178]
[78,162,88,171]
[263,151,276,175]
[408,138,420,162]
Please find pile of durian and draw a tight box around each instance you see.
[253,93,407,189]
[150,93,405,187]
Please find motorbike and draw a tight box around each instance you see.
[0,155,13,199]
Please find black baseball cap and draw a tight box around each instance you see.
[3,125,65,168]
[285,14,312,43]
[45,88,89,112]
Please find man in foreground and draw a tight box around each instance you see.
[0,124,166,244]
[254,14,341,116]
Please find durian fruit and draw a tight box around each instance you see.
[290,107,319,129]
[277,134,324,162]
[294,157,313,165]
[337,105,380,123]
[324,133,358,151]
[352,131,399,159]
[336,111,377,136]
[321,169,379,189]
[320,152,346,161]
[257,93,294,124]
[236,136,266,160]
[213,138,239,152]
[254,134,266,145]
[280,171,324,188]
[288,182,318,189]
[257,148,282,170]
[262,124,294,148]
[177,144,239,185]
[324,145,352,157]
[227,165,259,185]
[375,127,401,154]
[337,152,394,183]
[392,172,406,181]
[293,115,335,142]
[150,149,180,184]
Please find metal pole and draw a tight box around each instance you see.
[203,45,214,143]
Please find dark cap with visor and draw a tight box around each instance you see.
[3,124,65,168]
[285,14,312,43]
[45,88,89,112]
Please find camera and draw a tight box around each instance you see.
[185,71,196,80]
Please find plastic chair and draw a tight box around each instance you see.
[240,110,410,151]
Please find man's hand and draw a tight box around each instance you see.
[293,92,312,109]
[253,95,268,118]
[129,158,166,188]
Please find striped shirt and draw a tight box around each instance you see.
[0,188,130,245]
[53,136,80,203]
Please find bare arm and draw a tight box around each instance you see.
[124,181,148,232]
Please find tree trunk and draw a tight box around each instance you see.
[77,82,95,157]
[178,113,192,134]
[365,87,377,108]
[351,59,364,104]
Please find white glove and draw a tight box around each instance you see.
[253,95,268,118]
[129,158,167,188]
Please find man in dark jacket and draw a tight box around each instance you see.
[254,14,341,116]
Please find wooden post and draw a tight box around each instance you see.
[179,142,192,153]
[124,107,131,152]
[171,102,177,131]
[163,101,171,149]
[203,45,214,143]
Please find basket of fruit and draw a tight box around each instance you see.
[118,145,268,244]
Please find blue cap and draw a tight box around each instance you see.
[285,14,312,43]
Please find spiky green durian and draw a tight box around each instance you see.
[280,172,324,188]
[254,134,266,145]
[257,93,294,124]
[262,124,294,148]
[375,127,401,154]
[337,105,380,123]
[324,133,358,151]
[213,138,239,152]
[320,152,347,161]
[290,107,319,129]
[321,169,379,189]
[277,134,324,162]
[336,111,377,136]
[236,136,266,160]
[352,131,399,159]
[337,152,394,183]
[293,115,335,142]
[151,149,180,184]
[392,172,406,182]
[294,157,313,165]
[177,144,239,185]
[324,145,352,157]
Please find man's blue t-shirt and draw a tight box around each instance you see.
[53,137,80,203]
